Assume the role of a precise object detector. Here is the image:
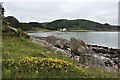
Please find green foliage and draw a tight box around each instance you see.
[3,16,47,31]
[3,16,20,28]
[2,33,119,78]
[20,22,45,31]
[15,28,22,37]
[3,57,73,78]
[45,19,118,31]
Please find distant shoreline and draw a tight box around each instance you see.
[68,29,119,32]
[26,30,119,33]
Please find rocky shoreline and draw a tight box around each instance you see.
[87,44,120,71]
[29,35,120,72]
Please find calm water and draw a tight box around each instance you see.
[28,31,120,49]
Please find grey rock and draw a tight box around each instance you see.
[102,54,111,58]
[79,54,106,68]
[46,36,57,45]
[112,58,119,64]
[70,38,88,56]
[55,39,70,49]
[93,48,108,54]
[104,58,114,67]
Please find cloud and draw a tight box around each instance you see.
[2,0,119,2]
[3,1,118,25]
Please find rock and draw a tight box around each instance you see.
[30,37,53,50]
[51,46,72,57]
[79,54,106,68]
[116,49,120,54]
[112,58,119,64]
[87,44,91,48]
[92,47,110,54]
[45,36,70,50]
[53,46,65,54]
[116,49,120,57]
[109,48,116,54]
[92,45,98,47]
[111,54,118,58]
[73,55,79,61]
[102,54,110,58]
[77,46,87,55]
[31,36,119,71]
[69,38,88,56]
[46,36,57,45]
[55,39,70,49]
[55,40,64,48]
[103,46,108,50]
[33,36,46,40]
[109,51,115,55]
[67,48,71,51]
[98,46,103,48]
[104,58,114,67]
[79,53,116,68]
[98,55,115,68]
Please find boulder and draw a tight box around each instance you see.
[102,54,111,58]
[46,36,57,45]
[69,38,88,56]
[77,46,87,55]
[78,53,117,68]
[33,36,46,40]
[31,37,53,50]
[116,49,120,58]
[92,45,98,47]
[87,44,91,48]
[109,48,116,54]
[92,48,108,54]
[55,39,70,49]
[103,46,108,50]
[104,58,114,67]
[112,58,119,65]
[79,54,106,68]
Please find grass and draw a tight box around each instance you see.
[2,33,78,64]
[69,29,94,32]
[37,28,51,32]
[2,33,119,78]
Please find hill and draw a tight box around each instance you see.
[45,19,118,31]
[3,16,45,31]
[3,16,119,31]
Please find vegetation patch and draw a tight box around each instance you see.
[2,33,119,78]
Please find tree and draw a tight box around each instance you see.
[2,7,5,16]
[4,16,20,28]
[0,2,5,18]
[104,23,110,26]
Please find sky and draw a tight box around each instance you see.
[2,0,120,25]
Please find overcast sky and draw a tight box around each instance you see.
[2,0,119,25]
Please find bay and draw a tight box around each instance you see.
[28,31,120,49]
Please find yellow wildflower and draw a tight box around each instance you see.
[35,70,39,74]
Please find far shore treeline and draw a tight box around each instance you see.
[3,16,119,32]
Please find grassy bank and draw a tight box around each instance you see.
[2,33,119,78]
[33,29,119,33]
[68,29,119,32]
[68,29,94,32]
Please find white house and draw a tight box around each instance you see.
[60,28,67,31]
[60,29,63,31]
[62,28,67,31]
